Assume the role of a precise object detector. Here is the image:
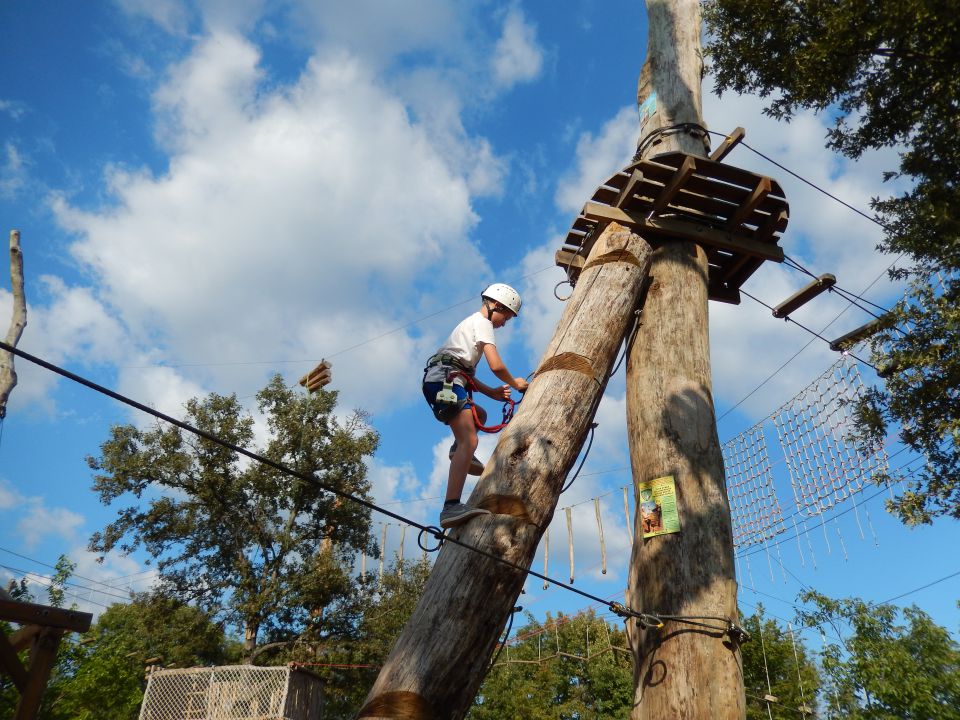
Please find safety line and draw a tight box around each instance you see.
[0,339,665,626]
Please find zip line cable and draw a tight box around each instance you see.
[0,338,694,630]
[739,289,876,369]
[706,130,892,234]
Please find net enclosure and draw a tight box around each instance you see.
[138,665,324,720]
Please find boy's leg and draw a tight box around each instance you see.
[446,408,479,502]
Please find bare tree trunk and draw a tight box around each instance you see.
[1,229,27,421]
[359,223,652,719]
[625,2,744,719]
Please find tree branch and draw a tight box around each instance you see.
[0,229,27,420]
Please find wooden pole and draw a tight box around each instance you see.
[1,229,27,420]
[359,223,652,719]
[625,2,744,718]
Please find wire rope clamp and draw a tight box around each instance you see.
[721,621,750,650]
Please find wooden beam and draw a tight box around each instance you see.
[726,176,771,231]
[14,627,64,720]
[709,127,745,162]
[651,155,696,212]
[0,600,92,634]
[9,625,41,652]
[772,274,836,318]
[0,634,27,691]
[582,202,784,262]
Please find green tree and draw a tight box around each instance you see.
[87,375,378,653]
[44,592,235,720]
[740,607,820,719]
[703,0,960,523]
[799,591,960,719]
[470,610,634,719]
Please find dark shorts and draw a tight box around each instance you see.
[423,381,473,424]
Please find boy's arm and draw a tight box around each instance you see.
[481,343,528,394]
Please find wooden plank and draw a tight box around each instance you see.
[708,285,741,304]
[753,207,789,243]
[0,634,27,691]
[709,127,745,162]
[651,155,696,212]
[582,203,784,262]
[615,169,645,208]
[726,176,771,231]
[0,600,92,634]
[555,249,586,271]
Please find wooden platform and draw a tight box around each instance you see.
[556,152,789,304]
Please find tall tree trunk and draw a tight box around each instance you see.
[625,2,744,719]
[1,229,27,421]
[359,223,652,719]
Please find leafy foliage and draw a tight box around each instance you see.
[741,607,820,719]
[703,0,960,523]
[470,610,634,719]
[87,375,378,649]
[799,591,960,719]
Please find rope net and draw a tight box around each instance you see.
[722,421,786,548]
[139,665,322,720]
[772,357,888,516]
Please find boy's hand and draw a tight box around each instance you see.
[493,384,513,401]
[514,377,529,393]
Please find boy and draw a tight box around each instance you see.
[422,283,530,528]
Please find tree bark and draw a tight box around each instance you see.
[359,223,652,720]
[625,2,744,719]
[1,229,27,420]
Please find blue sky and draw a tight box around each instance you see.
[1,0,957,654]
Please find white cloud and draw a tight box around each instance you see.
[0,277,127,417]
[0,99,28,120]
[554,105,637,214]
[12,496,85,549]
[0,479,19,510]
[491,6,544,90]
[284,0,465,69]
[0,142,26,198]
[51,31,504,418]
[113,0,192,35]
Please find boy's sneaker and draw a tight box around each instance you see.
[439,502,491,529]
[449,443,484,476]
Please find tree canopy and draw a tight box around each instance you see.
[798,591,960,719]
[703,0,960,523]
[87,375,378,651]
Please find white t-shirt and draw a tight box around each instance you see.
[424,312,495,383]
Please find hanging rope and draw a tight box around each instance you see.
[594,498,607,575]
[758,622,776,720]
[565,507,575,584]
[542,527,550,590]
[788,622,812,719]
[378,523,387,583]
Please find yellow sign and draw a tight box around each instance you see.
[638,475,680,538]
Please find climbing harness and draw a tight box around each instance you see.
[425,353,520,433]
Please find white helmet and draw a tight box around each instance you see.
[482,283,522,316]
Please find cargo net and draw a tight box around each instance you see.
[772,357,889,516]
[139,665,292,720]
[722,421,785,548]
